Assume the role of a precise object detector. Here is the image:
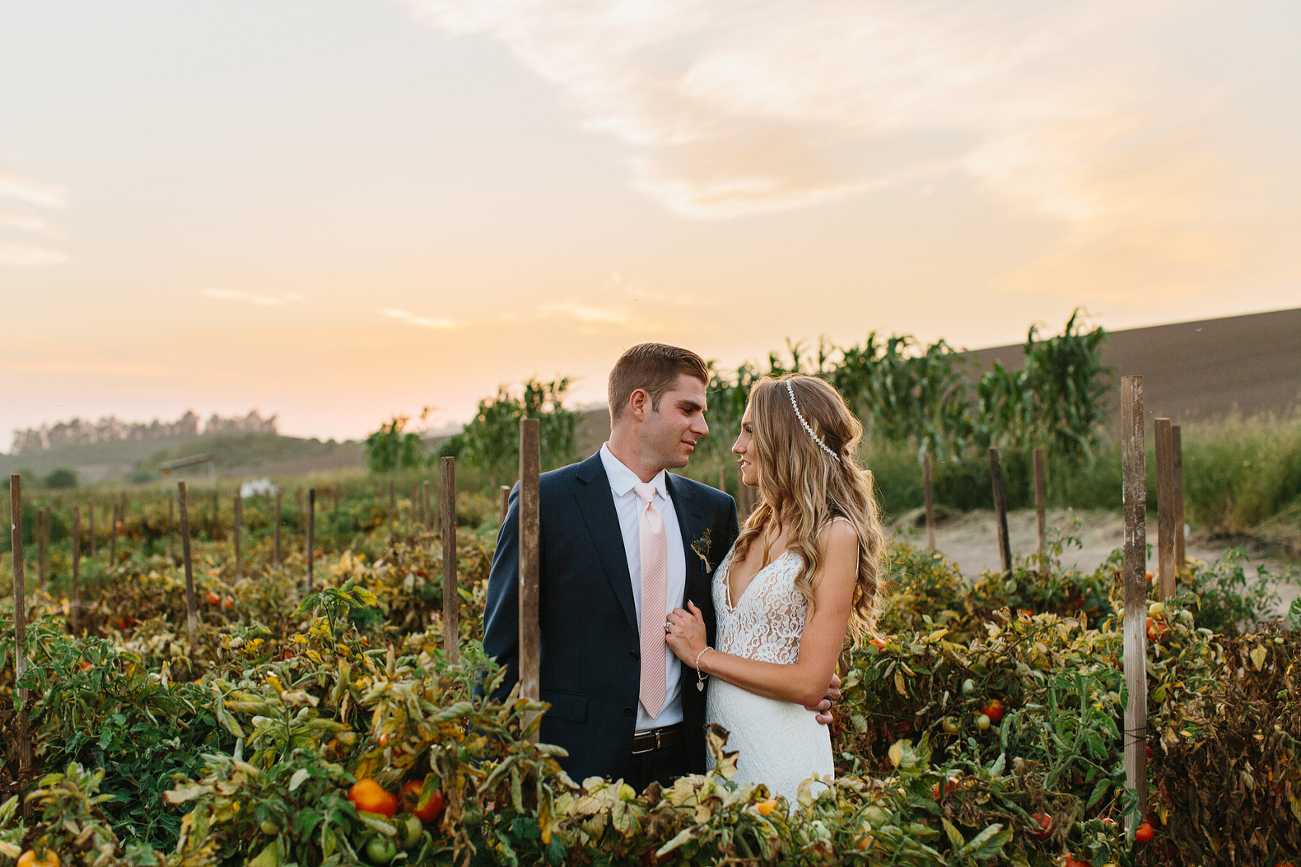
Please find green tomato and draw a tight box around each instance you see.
[975,713,991,731]
[365,836,397,865]
[863,806,891,826]
[961,679,976,695]
[941,717,961,734]
[401,814,424,850]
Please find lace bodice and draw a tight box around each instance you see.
[713,549,808,664]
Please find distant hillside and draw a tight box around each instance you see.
[0,433,363,487]
[969,306,1301,424]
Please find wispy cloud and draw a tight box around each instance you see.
[202,289,302,307]
[380,308,460,329]
[0,171,69,209]
[398,0,1212,237]
[0,168,71,267]
[538,301,631,325]
[0,241,68,267]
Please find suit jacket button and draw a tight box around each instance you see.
[629,651,640,661]
[624,707,634,717]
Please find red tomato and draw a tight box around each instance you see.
[981,699,1005,723]
[403,780,445,823]
[1134,821,1155,843]
[1028,812,1052,840]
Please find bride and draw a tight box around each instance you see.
[665,373,886,801]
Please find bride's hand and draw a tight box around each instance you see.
[665,601,708,666]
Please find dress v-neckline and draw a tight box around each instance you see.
[725,549,798,611]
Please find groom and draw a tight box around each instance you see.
[484,343,835,789]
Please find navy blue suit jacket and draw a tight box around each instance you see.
[482,452,739,782]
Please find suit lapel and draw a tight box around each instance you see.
[665,473,708,604]
[573,453,639,630]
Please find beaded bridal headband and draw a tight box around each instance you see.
[785,381,840,462]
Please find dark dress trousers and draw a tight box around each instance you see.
[483,451,739,782]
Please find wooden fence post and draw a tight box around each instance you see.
[499,485,510,526]
[71,506,81,633]
[10,476,32,781]
[178,482,198,650]
[233,492,243,581]
[1172,424,1186,569]
[1154,418,1177,601]
[168,491,175,562]
[1034,448,1047,557]
[306,488,316,592]
[989,448,1012,574]
[273,490,282,569]
[519,419,541,735]
[37,507,47,590]
[923,453,937,550]
[1120,376,1149,828]
[441,458,459,663]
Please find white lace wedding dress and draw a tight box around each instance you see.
[705,546,833,801]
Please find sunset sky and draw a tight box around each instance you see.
[2,0,1299,445]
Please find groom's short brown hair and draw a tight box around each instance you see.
[608,343,709,424]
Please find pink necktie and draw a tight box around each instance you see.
[634,482,668,720]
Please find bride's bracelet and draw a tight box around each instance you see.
[694,647,711,692]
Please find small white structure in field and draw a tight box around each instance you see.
[240,478,277,498]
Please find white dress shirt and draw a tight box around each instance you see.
[599,443,687,731]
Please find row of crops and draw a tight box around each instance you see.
[1,495,1299,867]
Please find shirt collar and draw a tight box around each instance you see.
[599,443,668,500]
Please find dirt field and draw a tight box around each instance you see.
[893,508,1301,618]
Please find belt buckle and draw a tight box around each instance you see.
[631,728,661,756]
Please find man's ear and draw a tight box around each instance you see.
[628,388,650,421]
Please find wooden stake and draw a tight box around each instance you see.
[923,453,937,550]
[37,507,47,590]
[1172,424,1186,569]
[1034,448,1047,556]
[88,500,96,560]
[10,476,32,779]
[1155,418,1177,601]
[412,483,421,526]
[178,482,198,650]
[273,490,282,569]
[71,506,81,633]
[233,492,243,581]
[424,481,433,532]
[440,458,459,663]
[989,448,1012,574]
[499,485,510,526]
[1120,376,1149,826]
[306,488,316,591]
[109,503,118,573]
[168,491,175,562]
[519,419,541,725]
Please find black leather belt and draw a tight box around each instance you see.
[631,724,685,755]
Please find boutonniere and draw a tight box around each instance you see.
[691,529,714,573]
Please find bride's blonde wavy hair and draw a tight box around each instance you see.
[732,374,887,644]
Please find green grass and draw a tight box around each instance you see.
[856,416,1301,532]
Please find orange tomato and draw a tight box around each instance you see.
[754,798,778,816]
[1134,821,1155,843]
[18,851,59,867]
[980,699,1005,723]
[348,779,399,818]
[204,591,221,607]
